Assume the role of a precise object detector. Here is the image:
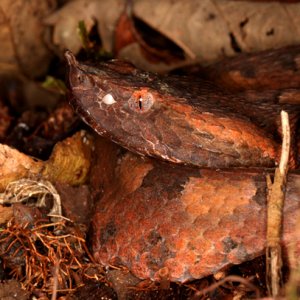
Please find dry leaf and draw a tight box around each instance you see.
[45,0,124,55]
[0,0,56,78]
[1,179,62,218]
[43,130,93,185]
[127,0,300,71]
[0,144,43,190]
[0,130,93,192]
[0,0,59,113]
[46,0,300,73]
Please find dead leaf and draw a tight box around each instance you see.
[0,130,94,192]
[0,144,43,191]
[0,0,60,116]
[43,130,93,185]
[118,43,194,73]
[1,179,62,218]
[45,0,124,55]
[129,0,300,69]
[0,0,56,78]
[114,4,136,55]
[47,0,300,72]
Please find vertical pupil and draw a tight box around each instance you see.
[138,97,143,109]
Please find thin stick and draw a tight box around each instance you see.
[279,111,291,175]
[266,110,290,297]
[51,258,59,300]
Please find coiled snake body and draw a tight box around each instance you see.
[65,47,300,282]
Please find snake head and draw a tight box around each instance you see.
[65,50,278,168]
[64,50,166,155]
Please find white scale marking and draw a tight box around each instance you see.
[102,93,116,105]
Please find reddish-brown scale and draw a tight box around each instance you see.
[65,48,300,283]
[64,50,297,169]
[206,45,300,92]
[92,152,300,282]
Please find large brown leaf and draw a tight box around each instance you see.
[0,0,56,78]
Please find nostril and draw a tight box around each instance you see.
[77,75,83,83]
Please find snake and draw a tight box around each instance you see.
[65,48,300,282]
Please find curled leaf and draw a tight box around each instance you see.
[43,130,93,185]
[0,179,62,218]
[0,130,94,192]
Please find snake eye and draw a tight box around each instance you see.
[128,89,154,113]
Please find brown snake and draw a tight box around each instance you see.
[65,47,300,282]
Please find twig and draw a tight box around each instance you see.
[51,258,59,300]
[266,110,290,297]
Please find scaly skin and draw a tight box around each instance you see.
[65,51,283,168]
[65,49,300,282]
[206,45,300,92]
[92,151,300,282]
